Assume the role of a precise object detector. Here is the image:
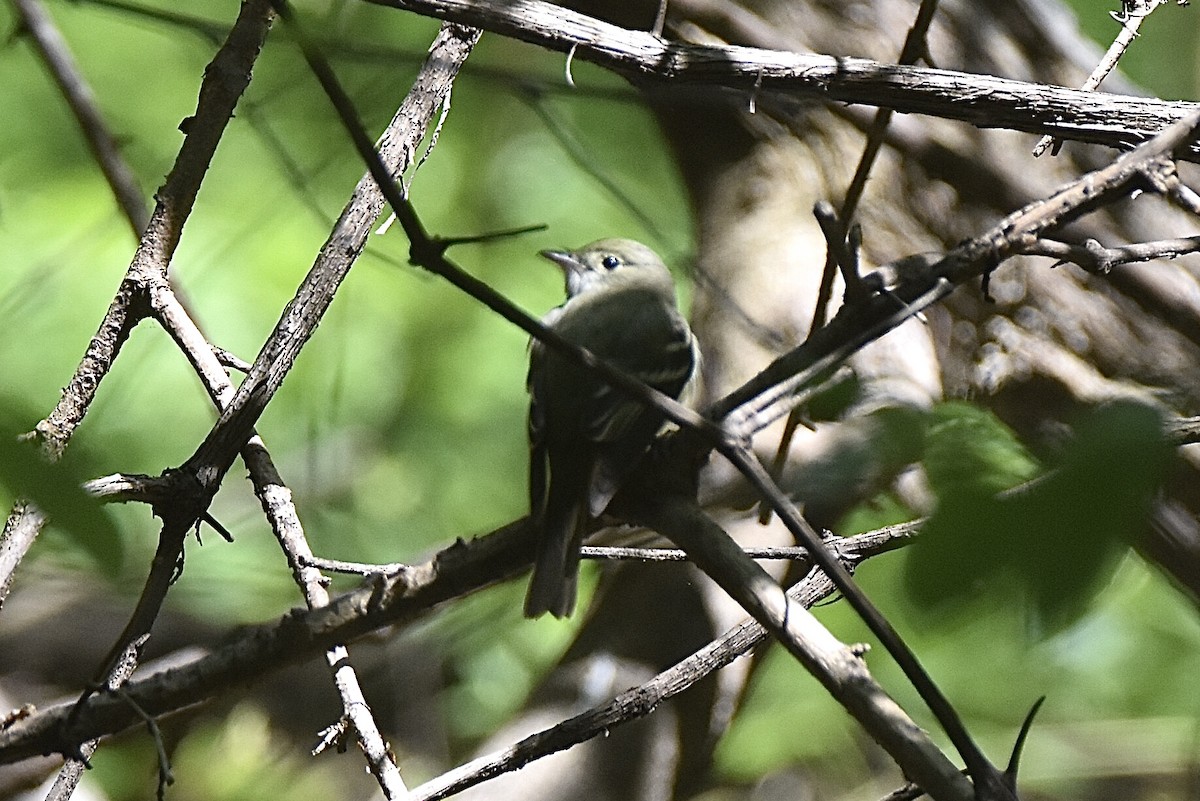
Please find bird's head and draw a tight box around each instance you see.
[540,238,672,299]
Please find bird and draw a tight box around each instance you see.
[524,238,698,618]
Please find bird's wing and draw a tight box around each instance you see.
[587,310,695,442]
[527,334,550,520]
[584,306,697,515]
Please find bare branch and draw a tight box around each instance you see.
[3,10,280,789]
[0,517,529,764]
[365,0,1200,160]
[0,503,42,611]
[33,0,276,462]
[625,482,977,801]
[176,13,481,497]
[0,517,918,766]
[1018,235,1200,273]
[809,0,941,333]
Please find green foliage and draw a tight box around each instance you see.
[1064,0,1199,100]
[908,400,1171,630]
[922,401,1041,498]
[0,400,122,573]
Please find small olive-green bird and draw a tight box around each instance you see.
[525,239,698,618]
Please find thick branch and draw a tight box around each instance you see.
[366,0,1200,160]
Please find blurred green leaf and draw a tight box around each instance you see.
[908,400,1170,631]
[804,369,862,422]
[922,401,1040,498]
[0,403,122,574]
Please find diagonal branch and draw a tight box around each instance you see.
[3,6,278,792]
[241,16,1200,791]
[713,446,1003,798]
[623,479,977,801]
[33,0,276,462]
[407,523,917,801]
[11,17,481,794]
[712,109,1200,435]
[176,13,482,498]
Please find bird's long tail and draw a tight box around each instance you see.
[524,494,586,618]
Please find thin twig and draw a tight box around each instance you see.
[115,689,175,799]
[303,534,910,573]
[1032,0,1170,157]
[1164,174,1200,216]
[580,543,838,561]
[1018,235,1200,272]
[33,0,276,461]
[808,0,940,334]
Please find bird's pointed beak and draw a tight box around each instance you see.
[539,248,584,275]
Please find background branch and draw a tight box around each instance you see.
[7,0,149,238]
[4,1,1197,798]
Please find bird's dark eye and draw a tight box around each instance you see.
[601,255,620,270]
